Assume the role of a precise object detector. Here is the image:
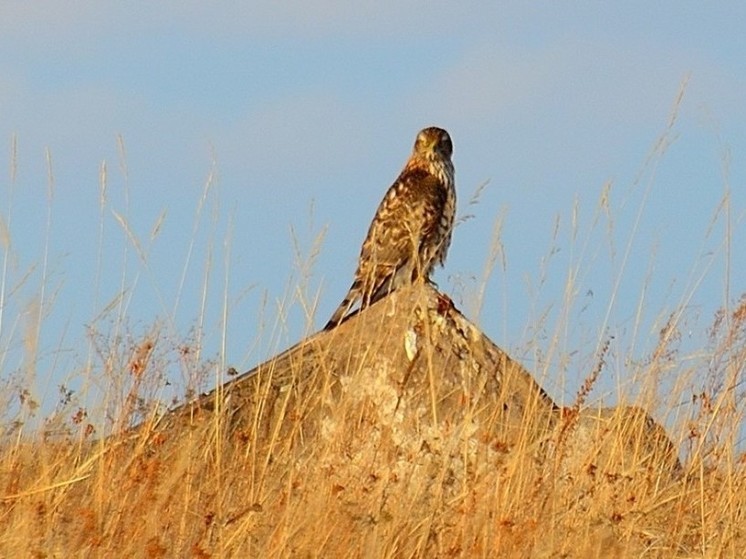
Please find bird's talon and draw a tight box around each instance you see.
[436,292,454,315]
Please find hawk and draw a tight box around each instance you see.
[324,126,456,330]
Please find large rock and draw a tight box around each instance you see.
[153,284,561,467]
[144,284,679,534]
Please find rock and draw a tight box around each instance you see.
[150,283,681,476]
[123,283,680,555]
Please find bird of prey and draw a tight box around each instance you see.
[324,126,456,330]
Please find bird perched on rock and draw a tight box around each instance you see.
[324,126,456,330]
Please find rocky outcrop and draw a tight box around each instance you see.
[146,282,679,503]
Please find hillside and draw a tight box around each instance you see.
[1,284,743,558]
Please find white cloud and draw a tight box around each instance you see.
[405,35,746,191]
[215,89,379,188]
[0,1,481,46]
[419,39,688,128]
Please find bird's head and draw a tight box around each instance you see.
[413,127,453,161]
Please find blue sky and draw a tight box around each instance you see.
[1,3,745,425]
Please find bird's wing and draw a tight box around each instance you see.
[356,169,446,303]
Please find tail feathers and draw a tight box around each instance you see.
[325,269,403,330]
[324,284,361,330]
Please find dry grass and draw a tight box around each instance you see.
[0,291,744,558]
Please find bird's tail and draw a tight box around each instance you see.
[324,282,361,330]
